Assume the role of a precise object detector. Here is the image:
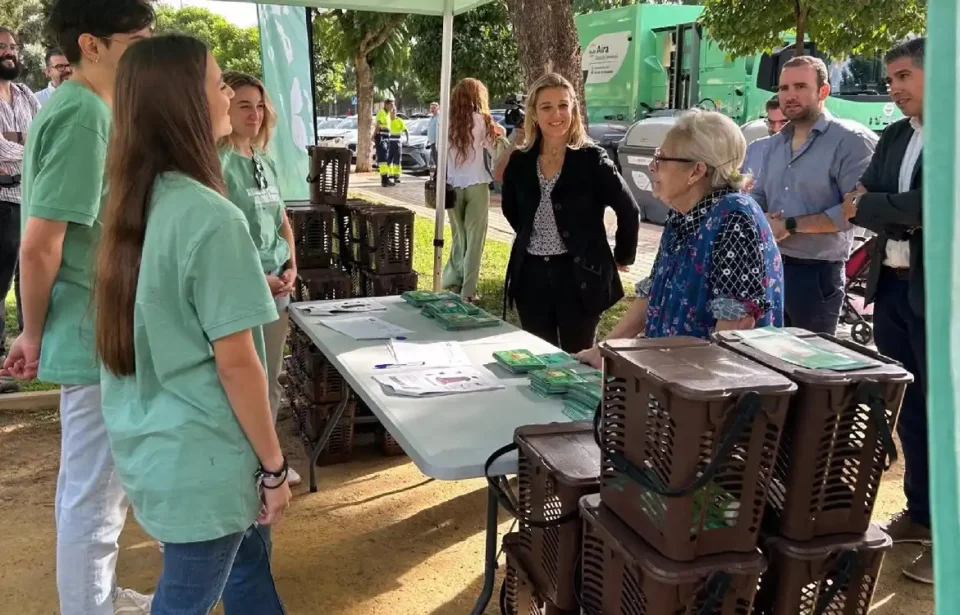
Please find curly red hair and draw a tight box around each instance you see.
[448,78,497,167]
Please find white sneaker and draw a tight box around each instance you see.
[114,587,153,614]
[288,467,302,487]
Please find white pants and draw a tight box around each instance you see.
[55,384,130,615]
[264,295,290,422]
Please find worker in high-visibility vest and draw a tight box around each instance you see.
[388,108,408,185]
[375,99,394,186]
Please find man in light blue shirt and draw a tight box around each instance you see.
[426,101,440,166]
[751,55,877,335]
[741,96,787,184]
[33,48,71,106]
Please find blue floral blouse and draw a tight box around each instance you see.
[636,190,784,339]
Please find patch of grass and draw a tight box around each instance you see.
[4,288,59,392]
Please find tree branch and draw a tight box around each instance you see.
[359,13,407,56]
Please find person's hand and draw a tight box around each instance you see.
[766,212,789,242]
[279,267,297,296]
[493,123,506,138]
[715,315,757,332]
[841,191,859,221]
[258,480,292,526]
[575,345,603,370]
[617,264,630,273]
[266,274,287,298]
[0,333,41,381]
[513,128,526,148]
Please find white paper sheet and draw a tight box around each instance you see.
[372,367,505,397]
[388,340,472,368]
[319,316,413,340]
[297,299,388,316]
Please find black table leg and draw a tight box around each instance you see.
[308,396,351,493]
[470,486,500,615]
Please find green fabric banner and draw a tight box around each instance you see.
[257,4,314,201]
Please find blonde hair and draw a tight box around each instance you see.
[220,71,277,151]
[666,109,748,191]
[521,73,590,151]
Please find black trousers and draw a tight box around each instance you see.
[873,269,929,527]
[0,200,22,353]
[513,254,601,354]
[782,257,845,335]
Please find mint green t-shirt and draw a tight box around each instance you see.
[20,80,110,385]
[100,173,279,544]
[220,148,291,274]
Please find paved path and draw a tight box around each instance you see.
[349,172,663,289]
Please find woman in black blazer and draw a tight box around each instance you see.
[500,73,640,353]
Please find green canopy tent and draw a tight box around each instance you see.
[218,0,495,291]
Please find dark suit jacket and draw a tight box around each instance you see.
[501,140,640,316]
[853,117,924,317]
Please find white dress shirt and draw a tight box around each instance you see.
[883,117,922,268]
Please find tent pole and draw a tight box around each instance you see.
[305,7,319,138]
[433,0,455,291]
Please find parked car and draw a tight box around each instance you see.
[401,119,432,175]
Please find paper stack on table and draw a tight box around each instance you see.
[388,340,472,368]
[372,367,506,397]
[297,299,388,316]
[528,368,588,398]
[493,349,579,374]
[562,370,605,421]
[400,290,463,308]
[420,300,502,331]
[319,316,413,340]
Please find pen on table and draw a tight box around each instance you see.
[375,362,425,370]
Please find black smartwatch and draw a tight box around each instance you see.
[785,217,798,235]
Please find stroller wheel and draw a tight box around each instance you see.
[852,322,873,345]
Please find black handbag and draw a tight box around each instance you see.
[425,169,456,210]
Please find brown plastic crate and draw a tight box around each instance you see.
[364,208,415,274]
[362,270,419,297]
[376,428,406,456]
[349,265,365,298]
[500,534,574,615]
[753,525,892,615]
[715,330,912,541]
[512,423,601,611]
[286,202,339,268]
[291,394,356,465]
[579,495,765,614]
[293,269,352,303]
[597,337,796,562]
[307,146,351,206]
[289,327,346,403]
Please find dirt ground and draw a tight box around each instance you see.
[0,406,935,615]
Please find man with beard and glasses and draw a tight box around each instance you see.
[751,55,877,335]
[843,37,931,585]
[0,25,40,394]
[34,47,73,106]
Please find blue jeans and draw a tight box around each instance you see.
[152,525,284,615]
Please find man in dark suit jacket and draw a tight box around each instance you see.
[843,37,930,585]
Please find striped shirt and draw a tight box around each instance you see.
[0,82,41,204]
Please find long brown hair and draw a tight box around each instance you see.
[448,78,497,167]
[96,35,224,376]
[220,70,277,151]
[521,73,590,151]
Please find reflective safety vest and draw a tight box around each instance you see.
[376,109,390,135]
[389,117,407,139]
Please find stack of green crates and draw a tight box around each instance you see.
[562,370,604,421]
[420,300,501,331]
[400,290,462,307]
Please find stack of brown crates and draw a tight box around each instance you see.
[585,337,797,614]
[335,200,417,298]
[715,330,911,615]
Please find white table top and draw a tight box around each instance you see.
[288,296,576,480]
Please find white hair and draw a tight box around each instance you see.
[667,109,748,191]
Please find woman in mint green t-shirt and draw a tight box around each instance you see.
[218,72,302,488]
[94,35,290,613]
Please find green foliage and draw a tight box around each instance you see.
[1,0,47,90]
[701,0,926,58]
[154,6,262,78]
[407,1,522,103]
[573,0,699,15]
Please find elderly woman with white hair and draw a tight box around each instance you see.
[577,110,784,367]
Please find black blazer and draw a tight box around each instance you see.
[501,140,640,316]
[853,118,924,317]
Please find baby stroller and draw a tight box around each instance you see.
[841,235,877,345]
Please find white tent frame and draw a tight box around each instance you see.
[219,0,491,290]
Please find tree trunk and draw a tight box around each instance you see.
[794,0,806,55]
[355,53,375,173]
[504,0,587,125]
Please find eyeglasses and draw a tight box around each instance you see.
[253,155,268,190]
[651,147,696,172]
[50,64,70,72]
[0,43,19,54]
